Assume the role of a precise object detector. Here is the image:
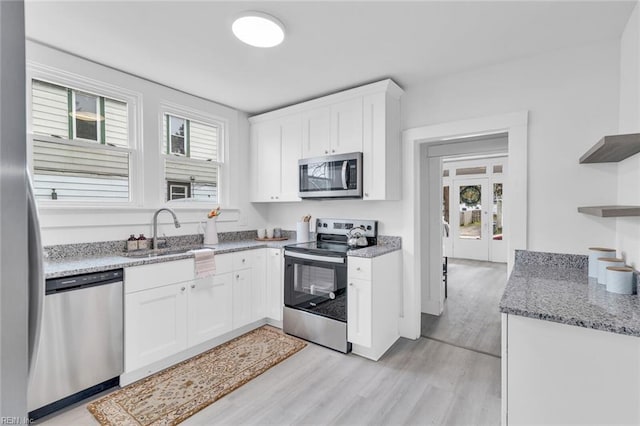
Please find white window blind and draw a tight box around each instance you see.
[163,113,221,202]
[31,79,132,202]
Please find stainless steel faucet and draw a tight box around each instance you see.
[152,208,181,250]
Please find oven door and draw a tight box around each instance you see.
[298,152,362,198]
[284,251,348,322]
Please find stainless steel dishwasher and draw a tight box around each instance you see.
[28,269,124,420]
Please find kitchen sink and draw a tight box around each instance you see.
[125,246,204,259]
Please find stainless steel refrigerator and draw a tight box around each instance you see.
[0,0,30,419]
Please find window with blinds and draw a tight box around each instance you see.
[162,113,221,202]
[31,79,132,202]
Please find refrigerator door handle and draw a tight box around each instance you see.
[27,170,44,377]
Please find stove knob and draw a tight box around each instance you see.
[366,225,372,230]
[323,223,328,228]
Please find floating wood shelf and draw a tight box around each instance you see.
[578,206,640,217]
[579,133,640,163]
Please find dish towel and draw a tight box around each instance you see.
[190,248,216,278]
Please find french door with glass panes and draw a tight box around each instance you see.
[444,177,506,262]
[451,178,490,261]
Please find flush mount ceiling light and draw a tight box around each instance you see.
[232,11,285,48]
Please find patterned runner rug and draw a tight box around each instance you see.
[88,326,306,425]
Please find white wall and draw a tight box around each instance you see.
[267,40,621,257]
[617,2,640,269]
[27,41,268,246]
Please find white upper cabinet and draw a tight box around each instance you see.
[250,79,403,202]
[301,106,331,158]
[301,97,363,158]
[250,113,301,203]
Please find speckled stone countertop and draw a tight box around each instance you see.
[44,238,293,279]
[499,250,640,337]
[346,235,401,258]
[44,234,402,278]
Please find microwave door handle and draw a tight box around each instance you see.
[341,161,348,190]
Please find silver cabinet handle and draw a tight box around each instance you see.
[332,149,335,153]
[325,150,329,154]
[236,274,240,279]
[356,267,361,271]
[364,192,369,197]
[181,287,186,291]
[349,283,354,286]
[191,284,195,289]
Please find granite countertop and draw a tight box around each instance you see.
[347,235,402,258]
[499,250,640,338]
[44,235,402,278]
[44,239,293,279]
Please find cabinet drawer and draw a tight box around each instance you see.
[214,253,233,275]
[348,257,372,281]
[233,250,255,270]
[125,259,194,294]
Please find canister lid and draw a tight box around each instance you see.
[589,247,616,252]
[606,266,633,272]
[598,257,625,262]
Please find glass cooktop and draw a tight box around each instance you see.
[284,240,356,256]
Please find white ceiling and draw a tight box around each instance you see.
[25,1,637,115]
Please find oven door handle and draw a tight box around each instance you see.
[284,251,345,264]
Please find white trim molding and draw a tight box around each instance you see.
[400,111,528,339]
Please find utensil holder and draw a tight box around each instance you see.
[297,222,310,242]
[204,218,219,245]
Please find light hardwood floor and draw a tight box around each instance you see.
[41,259,505,425]
[40,338,500,426]
[421,258,507,357]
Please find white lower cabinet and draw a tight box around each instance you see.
[347,278,372,347]
[266,248,284,322]
[347,250,401,361]
[252,249,267,322]
[232,249,267,328]
[232,269,252,329]
[503,314,640,425]
[124,248,278,376]
[125,282,188,372]
[124,259,194,372]
[188,273,232,346]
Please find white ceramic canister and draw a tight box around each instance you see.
[588,247,616,278]
[605,266,636,295]
[597,257,625,285]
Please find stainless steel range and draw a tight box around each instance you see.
[283,218,378,353]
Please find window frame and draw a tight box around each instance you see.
[27,63,143,209]
[159,102,227,206]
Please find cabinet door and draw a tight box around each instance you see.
[232,269,252,329]
[301,106,331,158]
[266,248,284,321]
[347,278,372,347]
[187,273,232,346]
[252,249,267,322]
[251,120,282,202]
[280,115,302,201]
[362,92,387,201]
[125,283,188,372]
[331,97,363,155]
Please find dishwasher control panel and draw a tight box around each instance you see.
[46,269,124,294]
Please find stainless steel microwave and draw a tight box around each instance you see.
[298,152,362,199]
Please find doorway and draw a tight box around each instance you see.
[443,156,507,262]
[399,111,527,340]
